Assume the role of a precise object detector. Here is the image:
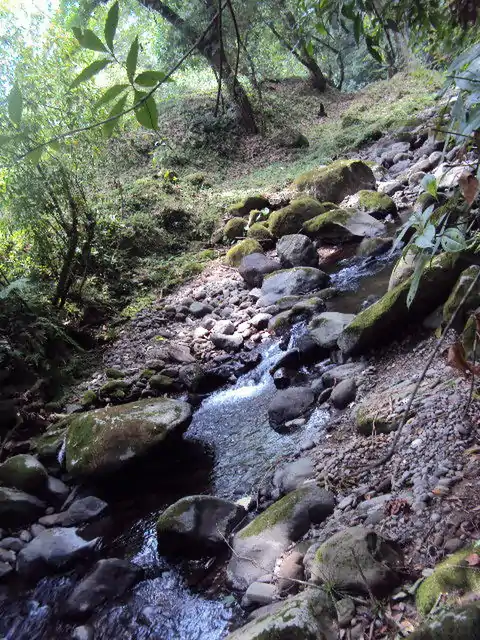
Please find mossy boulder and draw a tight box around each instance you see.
[348,190,397,220]
[100,380,130,396]
[305,526,403,597]
[356,237,393,258]
[388,249,416,290]
[416,548,480,616]
[227,485,334,590]
[105,368,125,380]
[65,398,192,478]
[81,390,98,408]
[183,172,207,186]
[223,217,247,242]
[338,254,462,356]
[34,422,69,464]
[259,267,329,306]
[0,454,49,496]
[443,265,480,331]
[149,374,175,391]
[156,495,246,558]
[293,159,376,204]
[228,195,270,217]
[461,312,480,361]
[226,239,263,267]
[225,588,336,640]
[308,312,356,349]
[268,197,328,238]
[407,604,480,640]
[302,209,385,244]
[247,222,275,247]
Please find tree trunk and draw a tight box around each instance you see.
[138,0,258,132]
[299,46,328,91]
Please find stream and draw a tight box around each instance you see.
[0,251,397,640]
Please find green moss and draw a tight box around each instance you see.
[183,172,207,186]
[81,390,98,408]
[416,548,480,616]
[268,310,294,334]
[0,454,48,494]
[461,314,480,361]
[356,190,396,218]
[225,239,263,267]
[293,159,375,204]
[140,369,155,380]
[100,380,130,395]
[156,497,192,532]
[247,222,274,245]
[239,488,310,538]
[301,208,352,237]
[355,406,396,435]
[149,374,175,390]
[268,197,326,238]
[223,217,247,242]
[228,195,270,217]
[105,368,125,379]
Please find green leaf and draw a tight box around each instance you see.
[366,41,383,63]
[104,1,119,51]
[126,37,139,82]
[135,71,168,87]
[341,2,355,19]
[421,173,438,198]
[135,94,158,130]
[441,228,466,252]
[103,94,128,138]
[315,22,328,37]
[414,223,435,248]
[95,83,129,109]
[26,147,43,165]
[305,40,314,57]
[0,134,12,145]
[8,83,23,126]
[353,14,363,44]
[74,28,108,53]
[407,255,429,308]
[70,59,111,89]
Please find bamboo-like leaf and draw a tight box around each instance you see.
[95,83,129,109]
[406,254,429,308]
[353,14,362,44]
[103,94,128,138]
[135,71,168,87]
[134,94,158,130]
[74,28,108,53]
[8,83,23,125]
[70,59,111,89]
[105,1,119,51]
[126,37,139,82]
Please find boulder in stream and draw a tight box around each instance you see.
[65,398,192,478]
[0,454,49,497]
[276,234,319,268]
[156,495,246,557]
[238,253,282,288]
[268,387,315,431]
[293,159,375,203]
[259,267,329,307]
[302,209,385,244]
[64,558,142,619]
[0,486,46,529]
[308,312,356,350]
[227,485,334,590]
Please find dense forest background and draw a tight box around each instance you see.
[0,0,479,400]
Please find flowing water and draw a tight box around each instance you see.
[0,250,397,640]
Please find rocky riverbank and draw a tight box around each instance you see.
[1,104,480,640]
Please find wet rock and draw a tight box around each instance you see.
[0,561,13,579]
[72,625,94,640]
[45,476,70,508]
[408,604,480,640]
[268,387,315,431]
[0,454,49,497]
[0,537,25,552]
[294,159,375,203]
[308,312,356,349]
[64,558,142,619]
[277,551,304,594]
[239,253,282,288]
[211,333,243,352]
[39,496,108,528]
[16,528,99,580]
[259,267,329,306]
[0,548,16,564]
[273,457,314,495]
[156,495,246,557]
[321,362,366,388]
[356,236,392,258]
[65,398,192,478]
[272,368,290,389]
[227,485,334,590]
[268,197,329,238]
[242,581,277,607]
[276,234,319,268]
[189,301,213,318]
[342,190,397,220]
[305,526,403,596]
[0,487,46,529]
[226,588,335,639]
[330,378,357,409]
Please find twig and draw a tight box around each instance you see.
[369,269,480,471]
[464,326,479,416]
[351,548,376,604]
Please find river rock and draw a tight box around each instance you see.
[72,626,94,640]
[268,387,315,430]
[39,496,108,527]
[259,267,329,306]
[338,254,462,356]
[241,581,277,607]
[268,197,328,238]
[0,561,13,579]
[227,485,334,590]
[342,189,397,219]
[64,558,142,619]
[356,236,392,258]
[293,159,375,203]
[0,487,46,529]
[321,362,366,388]
[211,332,243,351]
[0,454,49,497]
[189,301,213,318]
[308,312,356,349]
[305,526,403,596]
[302,209,385,244]
[156,495,246,557]
[239,253,282,288]
[443,264,480,331]
[276,234,319,268]
[226,588,335,639]
[16,528,99,579]
[45,476,70,508]
[330,378,357,409]
[65,398,192,478]
[408,604,480,640]
[273,457,315,495]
